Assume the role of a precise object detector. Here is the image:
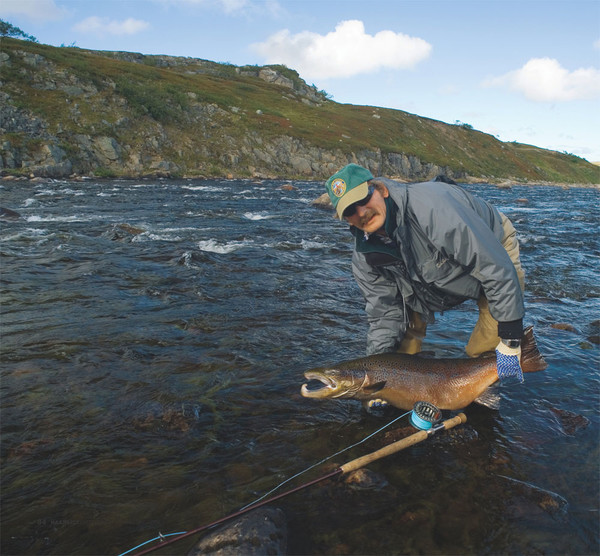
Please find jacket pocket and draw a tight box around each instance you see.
[417,252,453,283]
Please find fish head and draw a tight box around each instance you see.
[301,366,385,401]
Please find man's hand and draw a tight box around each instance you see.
[496,339,523,382]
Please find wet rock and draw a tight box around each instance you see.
[186,507,287,556]
[433,174,457,185]
[343,468,390,490]
[516,198,529,204]
[108,223,146,240]
[279,184,296,191]
[311,192,333,210]
[117,223,145,235]
[0,206,21,220]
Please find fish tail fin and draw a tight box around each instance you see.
[521,326,548,373]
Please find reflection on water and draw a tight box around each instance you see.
[1,178,598,555]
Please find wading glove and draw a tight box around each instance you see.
[496,339,523,382]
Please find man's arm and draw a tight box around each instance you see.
[352,251,408,355]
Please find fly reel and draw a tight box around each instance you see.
[410,401,443,430]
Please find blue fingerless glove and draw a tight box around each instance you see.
[496,340,524,382]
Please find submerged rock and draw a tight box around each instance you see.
[186,507,287,556]
[548,406,590,435]
[496,474,569,521]
[327,468,398,518]
[587,320,600,344]
[551,322,578,333]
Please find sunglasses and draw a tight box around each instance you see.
[342,186,375,218]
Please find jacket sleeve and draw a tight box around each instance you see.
[412,187,525,325]
[352,250,407,355]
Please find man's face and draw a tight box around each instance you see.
[343,187,388,233]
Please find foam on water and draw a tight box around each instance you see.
[0,178,598,556]
[243,212,275,220]
[197,238,254,253]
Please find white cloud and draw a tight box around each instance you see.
[153,0,278,15]
[218,0,251,13]
[0,0,66,22]
[483,57,600,102]
[162,0,248,12]
[594,38,600,50]
[251,20,432,80]
[72,17,150,37]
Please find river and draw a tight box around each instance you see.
[1,177,598,555]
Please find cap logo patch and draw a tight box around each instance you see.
[331,178,346,198]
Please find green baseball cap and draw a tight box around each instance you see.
[325,164,374,219]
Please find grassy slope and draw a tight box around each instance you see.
[1,37,599,183]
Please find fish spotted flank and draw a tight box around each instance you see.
[301,327,547,410]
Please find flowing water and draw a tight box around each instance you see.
[1,178,598,555]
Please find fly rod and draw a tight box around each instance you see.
[127,412,467,556]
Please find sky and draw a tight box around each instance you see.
[2,0,600,163]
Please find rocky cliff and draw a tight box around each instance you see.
[1,37,598,184]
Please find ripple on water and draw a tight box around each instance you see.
[0,180,598,556]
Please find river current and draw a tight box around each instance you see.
[1,178,598,555]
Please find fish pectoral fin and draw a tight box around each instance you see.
[362,380,386,394]
[474,387,501,410]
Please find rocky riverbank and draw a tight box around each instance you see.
[1,38,598,185]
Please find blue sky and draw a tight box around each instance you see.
[3,0,600,163]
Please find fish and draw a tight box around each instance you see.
[301,326,547,410]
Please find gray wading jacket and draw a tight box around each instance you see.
[351,178,525,355]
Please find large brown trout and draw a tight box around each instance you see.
[301,326,547,410]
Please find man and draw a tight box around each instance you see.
[325,163,526,382]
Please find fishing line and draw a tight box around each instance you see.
[239,408,412,511]
[118,531,187,556]
[117,408,411,556]
[120,408,465,556]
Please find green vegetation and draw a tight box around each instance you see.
[0,20,37,42]
[0,36,598,184]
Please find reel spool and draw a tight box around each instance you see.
[410,401,442,430]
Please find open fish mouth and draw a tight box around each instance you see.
[301,371,337,398]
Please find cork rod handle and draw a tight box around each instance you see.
[340,412,467,474]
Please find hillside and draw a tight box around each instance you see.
[1,37,598,184]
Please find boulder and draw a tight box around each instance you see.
[186,507,287,556]
[311,192,333,210]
